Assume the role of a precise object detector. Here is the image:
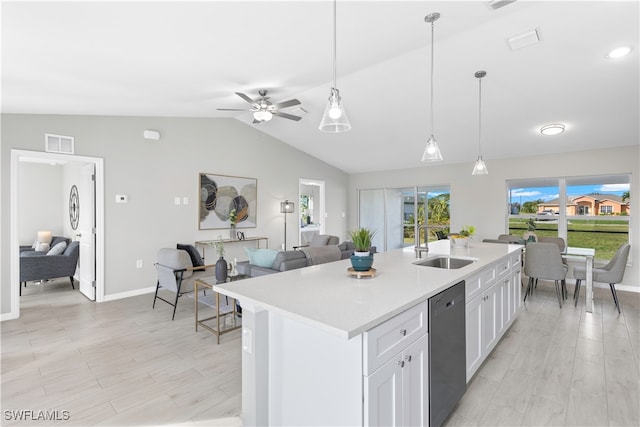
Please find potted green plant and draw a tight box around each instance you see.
[349,228,376,271]
[229,208,238,240]
[449,225,475,248]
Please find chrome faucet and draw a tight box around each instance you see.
[414,224,447,258]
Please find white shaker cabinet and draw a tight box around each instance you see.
[466,250,522,381]
[365,333,428,426]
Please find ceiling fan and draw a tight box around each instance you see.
[217,89,303,123]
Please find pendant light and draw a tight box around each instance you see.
[422,12,443,162]
[472,70,488,175]
[319,0,351,132]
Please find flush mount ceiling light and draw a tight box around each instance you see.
[472,71,488,176]
[540,123,566,136]
[421,12,443,163]
[319,0,351,133]
[607,46,632,58]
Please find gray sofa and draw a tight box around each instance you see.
[19,241,80,295]
[236,241,356,278]
[20,235,70,253]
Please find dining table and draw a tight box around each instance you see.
[563,246,596,313]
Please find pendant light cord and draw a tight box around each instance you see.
[478,77,482,155]
[332,0,337,89]
[429,19,435,135]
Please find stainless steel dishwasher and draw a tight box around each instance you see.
[429,281,466,427]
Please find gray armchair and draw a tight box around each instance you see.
[152,248,215,320]
[19,241,79,295]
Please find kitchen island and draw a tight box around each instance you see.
[214,240,523,426]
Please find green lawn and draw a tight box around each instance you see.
[509,219,629,259]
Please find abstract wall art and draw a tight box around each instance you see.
[199,173,257,230]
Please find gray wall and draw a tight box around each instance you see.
[349,145,640,290]
[1,114,350,314]
[18,162,63,243]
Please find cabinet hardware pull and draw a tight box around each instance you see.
[398,360,405,368]
[400,329,407,336]
[405,355,412,362]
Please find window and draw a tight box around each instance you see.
[600,205,613,214]
[508,175,630,260]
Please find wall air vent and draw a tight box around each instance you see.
[45,133,75,154]
[487,0,517,10]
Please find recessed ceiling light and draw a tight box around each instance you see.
[607,46,632,58]
[540,124,565,136]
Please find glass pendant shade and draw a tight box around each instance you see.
[421,135,443,162]
[319,88,351,132]
[472,156,488,175]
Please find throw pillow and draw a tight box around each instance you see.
[245,247,279,268]
[31,239,38,249]
[310,234,330,247]
[46,241,67,256]
[176,244,204,267]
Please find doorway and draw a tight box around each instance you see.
[9,149,105,320]
[298,179,326,246]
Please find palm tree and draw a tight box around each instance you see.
[622,190,630,202]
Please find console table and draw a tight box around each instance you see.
[195,276,242,344]
[195,237,268,262]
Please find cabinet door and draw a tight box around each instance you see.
[365,355,403,427]
[465,295,483,381]
[482,281,502,355]
[403,334,428,427]
[499,277,511,334]
[510,269,522,318]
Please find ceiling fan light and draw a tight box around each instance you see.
[472,156,488,175]
[540,123,565,135]
[253,110,273,122]
[421,135,443,162]
[319,88,351,132]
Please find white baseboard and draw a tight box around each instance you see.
[102,286,156,302]
[596,283,639,293]
[0,311,19,321]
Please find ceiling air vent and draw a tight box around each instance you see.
[487,0,517,10]
[45,133,75,154]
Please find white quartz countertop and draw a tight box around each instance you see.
[213,240,522,340]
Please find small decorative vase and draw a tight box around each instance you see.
[230,225,236,240]
[215,256,228,282]
[350,254,374,272]
[523,231,537,243]
[450,237,469,249]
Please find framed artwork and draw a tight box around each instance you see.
[199,173,257,230]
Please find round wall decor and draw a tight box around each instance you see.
[69,185,80,230]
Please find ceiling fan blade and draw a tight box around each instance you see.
[235,92,255,104]
[273,111,302,121]
[273,98,301,109]
[216,108,249,111]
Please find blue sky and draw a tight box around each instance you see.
[510,183,630,203]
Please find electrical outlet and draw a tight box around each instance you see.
[136,259,143,268]
[183,197,189,205]
[174,197,181,205]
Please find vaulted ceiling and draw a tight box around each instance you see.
[2,1,638,173]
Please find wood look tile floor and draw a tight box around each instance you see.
[2,277,639,426]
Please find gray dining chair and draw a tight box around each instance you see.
[524,242,568,308]
[573,243,630,312]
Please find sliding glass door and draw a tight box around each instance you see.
[358,186,450,252]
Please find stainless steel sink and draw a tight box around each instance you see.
[414,256,475,269]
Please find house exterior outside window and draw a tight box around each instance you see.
[508,174,630,260]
